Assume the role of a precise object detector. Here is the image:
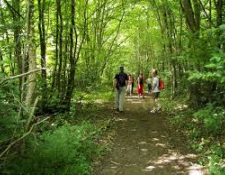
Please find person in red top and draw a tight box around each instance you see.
[137,74,144,99]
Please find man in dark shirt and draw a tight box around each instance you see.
[113,66,128,112]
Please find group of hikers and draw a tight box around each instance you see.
[126,73,153,98]
[113,66,161,113]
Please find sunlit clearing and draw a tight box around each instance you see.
[152,138,159,142]
[187,164,205,175]
[74,99,104,104]
[126,98,138,101]
[143,165,155,172]
[152,152,186,165]
[141,148,148,152]
[115,118,128,122]
[138,141,147,145]
[155,143,166,148]
[173,165,181,170]
[175,104,188,111]
[185,154,198,159]
[131,129,137,132]
[145,151,207,174]
[94,99,104,104]
[131,101,142,104]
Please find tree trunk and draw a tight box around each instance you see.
[51,0,59,94]
[215,0,223,27]
[181,0,197,32]
[64,0,77,110]
[0,51,4,73]
[25,0,36,106]
[13,0,23,99]
[38,0,47,111]
[56,0,63,95]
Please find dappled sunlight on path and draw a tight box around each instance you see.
[93,94,208,175]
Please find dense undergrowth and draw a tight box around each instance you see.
[2,123,100,174]
[0,85,113,174]
[162,94,225,174]
[160,50,225,174]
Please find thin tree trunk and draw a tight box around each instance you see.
[38,0,47,111]
[25,0,36,106]
[0,51,4,73]
[215,0,223,27]
[51,0,59,93]
[57,0,63,95]
[13,0,23,99]
[64,0,76,110]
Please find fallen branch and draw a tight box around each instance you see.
[0,116,50,159]
[0,68,46,84]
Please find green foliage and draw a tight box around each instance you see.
[189,53,225,84]
[170,102,225,173]
[208,154,225,175]
[2,122,101,175]
[0,74,23,148]
[192,104,225,136]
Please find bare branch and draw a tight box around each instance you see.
[0,68,46,84]
[0,117,50,159]
[3,0,24,19]
[198,0,216,28]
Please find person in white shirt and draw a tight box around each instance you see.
[150,69,161,113]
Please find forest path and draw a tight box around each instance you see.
[93,94,208,175]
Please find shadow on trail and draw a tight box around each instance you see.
[93,94,208,175]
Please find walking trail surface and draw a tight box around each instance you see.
[93,94,208,175]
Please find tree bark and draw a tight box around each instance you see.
[24,0,36,106]
[0,51,4,73]
[56,0,63,95]
[38,0,47,111]
[64,0,77,110]
[13,0,23,98]
[215,0,223,27]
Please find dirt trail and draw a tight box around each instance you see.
[93,94,208,175]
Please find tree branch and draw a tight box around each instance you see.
[0,117,50,159]
[198,0,216,28]
[0,68,46,84]
[3,0,24,19]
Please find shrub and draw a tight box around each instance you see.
[2,122,101,175]
[193,104,225,137]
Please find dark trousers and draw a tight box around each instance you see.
[131,82,134,93]
[147,84,152,93]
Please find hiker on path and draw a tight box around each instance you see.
[137,73,144,99]
[150,69,161,113]
[146,75,152,94]
[127,74,133,96]
[113,67,128,112]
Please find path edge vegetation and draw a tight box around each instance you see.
[161,90,225,174]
